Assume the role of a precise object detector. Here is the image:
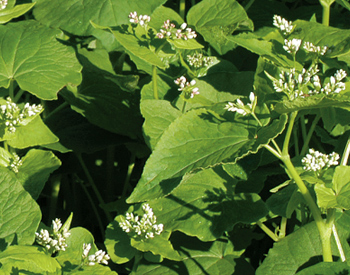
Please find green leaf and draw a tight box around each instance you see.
[6,116,59,149]
[132,234,254,275]
[274,95,350,114]
[256,222,346,275]
[0,20,82,100]
[127,108,287,203]
[315,166,350,210]
[33,0,166,36]
[296,261,350,275]
[141,99,181,149]
[187,0,253,55]
[151,168,268,241]
[266,183,303,218]
[56,227,99,270]
[16,149,61,200]
[0,3,35,24]
[0,245,61,274]
[91,22,166,71]
[105,217,137,264]
[0,167,41,245]
[67,265,118,275]
[60,50,143,139]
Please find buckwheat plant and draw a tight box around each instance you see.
[187,52,215,68]
[128,11,151,28]
[35,218,71,254]
[119,204,164,239]
[225,92,257,117]
[81,243,110,266]
[157,21,197,40]
[174,76,200,99]
[0,98,42,133]
[8,153,22,173]
[273,14,294,36]
[302,149,340,177]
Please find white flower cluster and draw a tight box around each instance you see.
[283,38,302,55]
[268,65,347,99]
[273,15,294,35]
[0,98,42,133]
[82,243,110,266]
[302,149,339,174]
[35,218,70,253]
[187,53,214,68]
[0,0,7,10]
[174,76,200,99]
[225,92,256,116]
[303,42,328,56]
[8,153,22,173]
[156,20,197,40]
[119,204,164,239]
[128,11,150,27]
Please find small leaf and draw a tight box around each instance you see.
[17,149,61,200]
[0,3,35,24]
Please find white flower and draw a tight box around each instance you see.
[283,38,302,54]
[174,76,200,99]
[128,11,150,26]
[273,15,294,35]
[225,92,257,116]
[0,0,7,10]
[303,41,328,56]
[119,203,164,239]
[157,20,197,40]
[302,149,339,175]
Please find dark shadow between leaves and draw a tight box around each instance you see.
[295,255,344,274]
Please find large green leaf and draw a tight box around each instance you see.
[0,167,41,245]
[256,222,348,275]
[33,0,166,36]
[127,108,287,203]
[296,262,350,275]
[151,168,268,241]
[0,20,82,100]
[132,234,254,275]
[0,245,61,274]
[187,0,253,55]
[16,149,61,200]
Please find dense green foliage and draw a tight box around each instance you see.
[2,0,350,274]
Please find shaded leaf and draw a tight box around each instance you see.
[0,3,35,24]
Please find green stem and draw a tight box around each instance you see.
[121,153,135,200]
[48,174,61,223]
[243,0,255,11]
[13,89,25,103]
[278,217,287,238]
[9,80,14,101]
[182,101,187,113]
[78,178,106,240]
[257,221,279,242]
[320,0,334,26]
[179,0,186,20]
[282,111,298,156]
[76,153,113,222]
[43,102,69,122]
[282,156,332,262]
[333,223,346,262]
[264,144,282,159]
[152,65,159,100]
[300,114,321,156]
[341,137,350,166]
[293,123,300,156]
[300,115,307,142]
